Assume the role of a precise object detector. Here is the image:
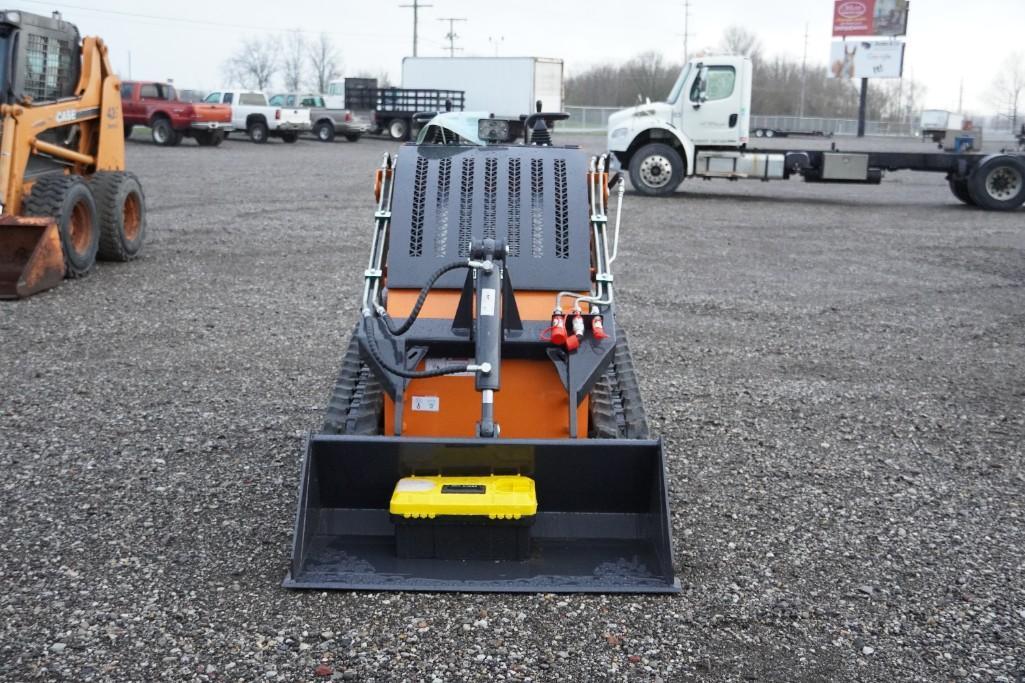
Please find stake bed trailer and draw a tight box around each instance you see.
[608,56,1025,211]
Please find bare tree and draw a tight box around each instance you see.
[223,35,281,90]
[988,52,1025,132]
[720,26,762,64]
[282,30,307,92]
[308,33,342,94]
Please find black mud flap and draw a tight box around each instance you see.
[284,434,679,593]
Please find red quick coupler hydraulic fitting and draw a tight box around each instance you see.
[565,309,585,351]
[592,314,608,340]
[550,309,567,346]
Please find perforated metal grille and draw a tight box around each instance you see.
[507,159,521,257]
[554,159,569,259]
[530,158,544,258]
[409,156,429,256]
[434,158,452,258]
[458,157,475,257]
[386,146,590,292]
[483,157,498,240]
[24,34,74,102]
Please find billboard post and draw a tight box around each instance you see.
[858,78,868,137]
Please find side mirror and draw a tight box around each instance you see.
[693,65,709,108]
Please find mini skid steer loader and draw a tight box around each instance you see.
[286,108,678,592]
[0,10,145,299]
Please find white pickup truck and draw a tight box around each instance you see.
[202,89,311,143]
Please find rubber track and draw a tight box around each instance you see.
[322,330,383,435]
[588,329,650,439]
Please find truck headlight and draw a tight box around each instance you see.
[610,127,628,139]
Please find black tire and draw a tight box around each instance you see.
[223,131,231,140]
[588,329,649,440]
[344,132,362,142]
[322,331,383,436]
[629,142,685,196]
[167,130,183,147]
[89,171,146,261]
[314,121,335,142]
[195,130,224,147]
[150,117,176,146]
[388,118,409,141]
[123,124,134,138]
[967,155,1025,211]
[247,120,269,143]
[280,132,299,143]
[23,174,99,277]
[948,177,975,206]
[754,128,764,138]
[765,129,775,138]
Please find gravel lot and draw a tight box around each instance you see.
[1,132,1023,682]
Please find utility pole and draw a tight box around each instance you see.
[399,0,433,57]
[438,17,466,58]
[682,0,691,61]
[799,22,808,117]
[957,77,963,112]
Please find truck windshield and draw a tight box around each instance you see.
[666,64,692,105]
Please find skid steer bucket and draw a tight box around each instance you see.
[0,216,64,299]
[285,434,679,593]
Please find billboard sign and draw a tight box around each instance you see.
[829,40,905,79]
[833,0,908,37]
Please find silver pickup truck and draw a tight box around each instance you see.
[270,93,369,142]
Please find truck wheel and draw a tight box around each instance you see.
[754,128,764,137]
[195,130,224,147]
[248,121,269,143]
[968,155,1025,211]
[124,124,134,138]
[948,177,975,206]
[344,132,362,142]
[629,143,684,196]
[23,174,99,277]
[764,129,775,138]
[150,118,176,146]
[90,171,146,261]
[281,132,299,143]
[388,118,409,141]
[314,121,335,142]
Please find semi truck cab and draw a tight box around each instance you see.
[605,56,1025,211]
[608,56,752,188]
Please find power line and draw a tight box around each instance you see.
[438,17,466,58]
[16,0,403,40]
[399,0,433,57]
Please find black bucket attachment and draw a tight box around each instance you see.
[284,435,679,593]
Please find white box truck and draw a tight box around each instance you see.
[401,57,563,116]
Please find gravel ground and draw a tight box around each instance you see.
[1,132,1023,682]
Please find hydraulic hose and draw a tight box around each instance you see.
[361,313,472,379]
[363,258,476,379]
[377,260,471,336]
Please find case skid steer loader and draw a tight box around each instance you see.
[286,110,678,593]
[0,10,145,299]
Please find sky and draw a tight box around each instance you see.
[36,0,1025,115]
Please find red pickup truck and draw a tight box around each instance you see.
[121,81,232,147]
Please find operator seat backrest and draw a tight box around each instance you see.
[386,144,592,292]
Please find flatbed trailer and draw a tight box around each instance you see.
[343,79,465,141]
[607,56,1025,211]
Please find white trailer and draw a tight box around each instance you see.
[401,57,563,116]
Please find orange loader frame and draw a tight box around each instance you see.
[0,36,127,299]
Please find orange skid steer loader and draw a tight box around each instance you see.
[0,9,145,299]
[286,110,679,592]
